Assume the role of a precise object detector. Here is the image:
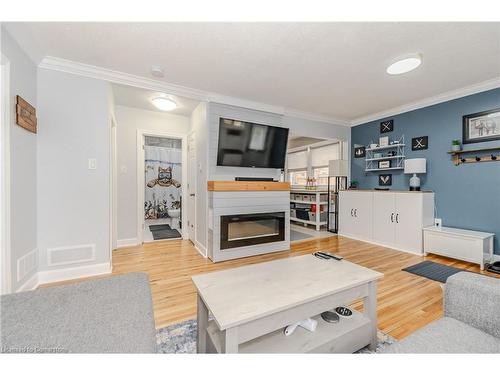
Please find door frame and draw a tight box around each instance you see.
[136,129,188,244]
[186,130,196,243]
[109,116,117,258]
[1,54,11,294]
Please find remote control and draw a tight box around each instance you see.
[317,251,343,261]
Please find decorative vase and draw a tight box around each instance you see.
[451,144,461,152]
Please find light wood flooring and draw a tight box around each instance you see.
[43,236,499,340]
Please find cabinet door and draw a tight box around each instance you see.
[395,193,423,254]
[353,192,373,240]
[338,191,356,236]
[372,193,395,245]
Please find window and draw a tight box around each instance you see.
[313,167,329,186]
[289,170,307,186]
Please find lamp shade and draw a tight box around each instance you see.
[329,159,349,176]
[404,158,426,174]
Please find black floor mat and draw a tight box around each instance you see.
[149,224,171,231]
[152,228,181,240]
[402,260,466,283]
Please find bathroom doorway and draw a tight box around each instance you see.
[137,131,187,243]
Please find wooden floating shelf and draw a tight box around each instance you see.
[207,181,290,191]
[447,146,500,166]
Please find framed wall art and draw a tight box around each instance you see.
[462,108,500,144]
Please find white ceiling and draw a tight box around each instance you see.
[5,22,500,123]
[112,83,199,116]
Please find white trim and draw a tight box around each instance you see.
[37,262,112,285]
[194,240,208,258]
[15,273,38,293]
[284,108,350,127]
[39,56,284,115]
[46,243,96,267]
[110,116,117,259]
[116,238,138,248]
[351,77,500,126]
[187,130,197,244]
[16,248,38,282]
[1,55,11,294]
[137,129,188,244]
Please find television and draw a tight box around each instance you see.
[217,118,289,169]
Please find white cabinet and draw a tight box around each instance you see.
[338,191,373,241]
[339,191,434,255]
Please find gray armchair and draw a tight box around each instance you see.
[383,272,500,353]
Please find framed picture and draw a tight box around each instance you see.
[378,160,391,169]
[412,136,428,151]
[354,146,366,158]
[380,120,393,133]
[379,136,389,147]
[462,108,500,144]
[379,174,392,186]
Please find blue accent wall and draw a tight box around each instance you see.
[351,88,500,255]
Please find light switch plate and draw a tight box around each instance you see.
[434,218,442,227]
[88,158,97,170]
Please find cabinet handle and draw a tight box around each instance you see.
[354,209,358,217]
[396,213,399,223]
[350,208,353,217]
[391,213,394,222]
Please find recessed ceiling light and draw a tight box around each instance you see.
[386,55,422,75]
[152,97,177,111]
[151,65,164,78]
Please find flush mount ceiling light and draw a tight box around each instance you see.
[151,65,164,78]
[152,97,177,111]
[386,55,422,75]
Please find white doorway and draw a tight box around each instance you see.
[1,55,11,294]
[137,129,187,244]
[187,131,196,243]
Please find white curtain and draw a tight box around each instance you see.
[144,145,182,220]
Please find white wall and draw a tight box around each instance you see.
[283,115,351,144]
[1,28,38,292]
[37,68,111,273]
[114,105,191,243]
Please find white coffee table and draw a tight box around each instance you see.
[192,254,383,353]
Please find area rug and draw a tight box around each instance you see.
[156,319,395,354]
[290,229,314,242]
[149,224,171,231]
[152,228,182,240]
[403,260,466,283]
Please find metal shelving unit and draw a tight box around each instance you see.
[365,135,405,172]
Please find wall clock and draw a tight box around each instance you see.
[379,174,392,186]
[412,136,428,151]
[380,120,394,133]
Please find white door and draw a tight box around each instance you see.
[187,132,196,242]
[338,191,356,236]
[395,193,423,254]
[372,192,395,245]
[353,191,373,240]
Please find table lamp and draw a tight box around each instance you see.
[404,158,426,191]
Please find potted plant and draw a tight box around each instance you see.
[349,180,359,190]
[451,139,461,152]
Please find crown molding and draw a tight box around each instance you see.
[351,77,500,126]
[38,56,285,115]
[284,108,351,127]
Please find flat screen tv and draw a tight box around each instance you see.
[217,118,289,169]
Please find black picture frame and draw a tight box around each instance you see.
[379,174,392,186]
[354,146,366,158]
[462,108,500,144]
[380,120,394,133]
[412,136,428,151]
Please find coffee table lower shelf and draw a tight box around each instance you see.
[206,310,371,353]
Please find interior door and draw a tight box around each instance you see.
[187,132,196,243]
[395,193,423,254]
[372,192,395,245]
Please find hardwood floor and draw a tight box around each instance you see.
[43,236,498,340]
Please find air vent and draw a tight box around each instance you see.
[48,244,96,267]
[17,249,38,282]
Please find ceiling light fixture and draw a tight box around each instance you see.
[386,55,422,75]
[152,97,177,111]
[151,65,164,78]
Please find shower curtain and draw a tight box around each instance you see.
[144,145,182,220]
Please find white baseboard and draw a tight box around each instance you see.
[37,262,112,285]
[116,238,138,248]
[194,240,207,258]
[15,272,39,293]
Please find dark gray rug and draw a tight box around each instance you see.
[152,228,181,240]
[149,224,171,231]
[290,229,314,242]
[403,260,466,283]
[156,319,395,354]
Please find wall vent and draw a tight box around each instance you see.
[47,244,96,267]
[17,249,38,282]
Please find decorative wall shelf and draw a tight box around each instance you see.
[365,135,405,172]
[447,146,500,166]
